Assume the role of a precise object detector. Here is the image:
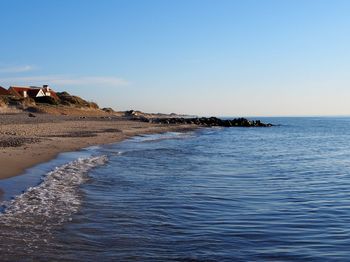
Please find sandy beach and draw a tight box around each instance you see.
[0,112,196,179]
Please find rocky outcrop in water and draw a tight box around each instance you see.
[130,116,272,127]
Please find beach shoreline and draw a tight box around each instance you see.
[0,112,197,180]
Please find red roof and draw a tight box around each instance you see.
[49,90,59,100]
[8,86,31,98]
[10,86,31,92]
[0,86,10,96]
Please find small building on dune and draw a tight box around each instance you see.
[0,86,10,96]
[27,88,46,98]
[37,85,60,100]
[8,86,32,98]
[8,85,59,100]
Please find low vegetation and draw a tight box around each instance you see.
[34,96,60,105]
[56,92,99,109]
[0,91,99,110]
[1,96,35,108]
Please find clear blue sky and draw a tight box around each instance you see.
[0,0,349,116]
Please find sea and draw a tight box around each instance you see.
[1,117,350,261]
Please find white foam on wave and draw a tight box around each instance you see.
[0,155,108,227]
[133,132,196,143]
[0,155,107,254]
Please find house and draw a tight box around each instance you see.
[8,85,59,100]
[8,86,32,98]
[38,85,59,100]
[0,86,10,96]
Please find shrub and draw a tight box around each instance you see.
[56,91,99,109]
[34,96,60,105]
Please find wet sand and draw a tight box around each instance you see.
[0,113,196,179]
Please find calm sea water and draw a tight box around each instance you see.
[1,117,350,261]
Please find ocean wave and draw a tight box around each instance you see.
[0,155,107,254]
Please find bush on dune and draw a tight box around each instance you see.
[34,96,60,105]
[56,92,99,109]
[7,97,36,107]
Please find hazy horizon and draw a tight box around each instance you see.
[1,0,350,117]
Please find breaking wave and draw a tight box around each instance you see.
[0,155,107,256]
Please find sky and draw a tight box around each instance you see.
[0,0,350,116]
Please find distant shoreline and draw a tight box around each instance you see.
[0,112,197,180]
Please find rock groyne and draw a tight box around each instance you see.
[130,116,273,127]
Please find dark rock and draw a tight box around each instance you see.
[125,110,137,116]
[28,113,36,118]
[102,107,114,113]
[137,116,273,128]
